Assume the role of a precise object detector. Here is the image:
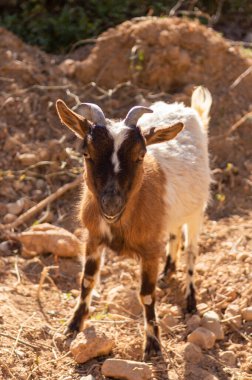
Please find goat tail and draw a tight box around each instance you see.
[191,86,212,130]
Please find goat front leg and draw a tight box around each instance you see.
[140,258,161,361]
[65,239,102,335]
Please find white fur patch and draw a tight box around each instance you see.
[143,295,153,305]
[108,122,130,173]
[99,219,112,241]
[83,278,91,288]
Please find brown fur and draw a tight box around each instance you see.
[80,153,166,259]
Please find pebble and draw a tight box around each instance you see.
[188,327,216,349]
[162,314,178,328]
[0,241,13,256]
[186,314,201,332]
[241,306,252,321]
[224,304,242,328]
[17,152,38,166]
[70,326,114,363]
[80,376,95,380]
[219,350,237,367]
[7,198,25,215]
[201,310,224,340]
[107,285,142,317]
[183,342,203,363]
[101,359,152,380]
[3,213,17,224]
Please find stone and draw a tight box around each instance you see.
[219,351,236,367]
[201,311,224,340]
[101,359,152,380]
[241,307,252,321]
[0,241,13,256]
[224,304,242,328]
[70,326,114,363]
[17,153,38,166]
[7,198,25,215]
[80,376,95,380]
[183,342,203,363]
[3,213,17,224]
[162,314,178,328]
[107,285,142,318]
[186,314,201,332]
[188,327,216,349]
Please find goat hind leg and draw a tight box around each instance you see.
[158,228,181,287]
[185,212,203,313]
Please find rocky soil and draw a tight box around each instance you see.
[0,17,251,380]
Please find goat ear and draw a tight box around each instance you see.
[56,99,90,139]
[143,122,184,146]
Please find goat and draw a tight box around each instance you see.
[56,86,212,360]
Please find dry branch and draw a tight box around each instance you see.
[0,175,82,233]
[230,66,252,89]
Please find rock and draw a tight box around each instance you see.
[241,307,252,321]
[80,376,95,380]
[224,304,242,328]
[183,342,203,363]
[189,368,219,380]
[17,153,38,166]
[219,351,236,367]
[201,311,224,340]
[188,327,216,349]
[101,359,152,380]
[70,326,114,363]
[107,285,142,318]
[186,314,201,332]
[7,198,25,215]
[162,314,178,328]
[3,213,17,224]
[0,241,13,256]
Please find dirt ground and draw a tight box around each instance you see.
[0,17,251,380]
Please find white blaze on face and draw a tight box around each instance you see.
[108,122,130,173]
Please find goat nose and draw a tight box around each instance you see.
[101,193,123,216]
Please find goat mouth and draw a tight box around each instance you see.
[102,209,124,224]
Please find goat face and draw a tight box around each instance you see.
[84,122,148,222]
[56,100,183,224]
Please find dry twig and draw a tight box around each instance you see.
[230,66,252,89]
[26,351,70,380]
[0,332,39,350]
[0,175,82,234]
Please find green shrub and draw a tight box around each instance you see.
[0,0,251,53]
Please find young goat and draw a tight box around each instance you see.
[56,86,212,360]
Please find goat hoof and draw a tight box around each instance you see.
[64,321,79,337]
[143,336,162,361]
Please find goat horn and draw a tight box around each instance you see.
[75,103,106,126]
[124,106,153,127]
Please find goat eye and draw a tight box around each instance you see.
[138,150,146,161]
[83,150,90,158]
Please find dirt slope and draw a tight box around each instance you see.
[0,18,251,380]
